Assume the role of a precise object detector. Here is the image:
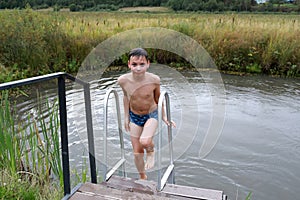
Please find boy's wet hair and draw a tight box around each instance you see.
[128,48,148,60]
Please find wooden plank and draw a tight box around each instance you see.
[163,184,224,200]
[103,176,157,195]
[68,176,225,200]
[69,182,172,200]
[104,176,224,200]
[102,176,193,199]
[69,191,117,200]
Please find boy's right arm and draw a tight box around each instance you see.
[123,94,130,132]
[118,76,130,132]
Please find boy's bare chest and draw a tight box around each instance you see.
[126,83,156,99]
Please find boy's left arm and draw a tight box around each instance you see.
[154,82,176,128]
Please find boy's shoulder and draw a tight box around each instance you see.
[118,73,131,84]
[146,72,160,83]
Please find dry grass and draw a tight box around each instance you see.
[58,12,300,75]
[37,7,70,12]
[1,10,300,80]
[118,6,172,12]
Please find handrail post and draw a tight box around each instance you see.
[83,84,97,184]
[58,75,71,195]
[114,90,126,177]
[157,91,174,191]
[166,94,175,184]
[103,89,125,181]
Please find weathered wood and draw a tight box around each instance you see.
[102,176,156,195]
[68,176,225,200]
[69,182,172,200]
[163,184,224,200]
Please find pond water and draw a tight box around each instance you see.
[15,68,300,200]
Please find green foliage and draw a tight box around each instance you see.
[0,91,19,174]
[0,90,63,196]
[245,191,252,200]
[70,3,82,12]
[0,169,62,200]
[167,0,184,11]
[1,11,300,79]
[0,0,299,12]
[0,9,62,78]
[166,0,299,12]
[0,9,46,73]
[72,155,89,187]
[53,4,61,11]
[205,0,219,12]
[0,9,92,82]
[0,89,92,199]
[171,22,195,36]
[89,4,119,11]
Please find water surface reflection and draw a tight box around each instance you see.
[14,72,300,200]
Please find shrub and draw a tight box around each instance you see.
[70,4,81,12]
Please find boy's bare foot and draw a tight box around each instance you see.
[140,173,147,180]
[145,151,155,170]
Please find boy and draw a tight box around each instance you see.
[118,48,175,180]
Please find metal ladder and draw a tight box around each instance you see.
[103,89,126,181]
[103,89,175,191]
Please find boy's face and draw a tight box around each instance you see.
[128,56,149,75]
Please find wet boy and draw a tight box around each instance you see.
[118,48,175,179]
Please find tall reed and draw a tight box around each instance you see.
[0,91,21,174]
[0,90,63,198]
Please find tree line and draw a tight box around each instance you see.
[0,0,299,12]
[168,0,300,12]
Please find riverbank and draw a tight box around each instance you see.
[0,9,299,83]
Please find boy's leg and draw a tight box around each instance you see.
[129,123,147,179]
[140,118,158,170]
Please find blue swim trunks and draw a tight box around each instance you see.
[129,109,158,127]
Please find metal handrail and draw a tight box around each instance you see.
[157,91,175,191]
[102,89,174,190]
[0,72,97,197]
[103,89,126,181]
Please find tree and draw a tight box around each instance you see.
[205,0,218,11]
[251,0,257,5]
[241,0,253,11]
[69,3,80,11]
[167,0,184,11]
[0,1,8,9]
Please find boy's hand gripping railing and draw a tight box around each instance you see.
[103,88,126,181]
[157,91,175,191]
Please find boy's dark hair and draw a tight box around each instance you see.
[128,48,148,60]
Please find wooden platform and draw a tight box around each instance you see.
[68,176,226,200]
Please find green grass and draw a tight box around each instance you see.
[0,91,20,174]
[0,89,92,199]
[0,9,299,80]
[118,6,172,12]
[0,91,63,199]
[245,191,252,200]
[0,169,62,200]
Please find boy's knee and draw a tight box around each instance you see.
[139,137,152,148]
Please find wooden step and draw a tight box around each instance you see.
[68,176,226,200]
[69,182,172,200]
[163,183,224,200]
